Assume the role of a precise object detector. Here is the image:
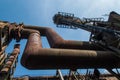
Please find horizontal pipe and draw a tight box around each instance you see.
[21,32,120,69]
[23,25,48,36]
[21,29,40,39]
[23,25,103,50]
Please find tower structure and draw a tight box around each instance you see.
[0,11,120,80]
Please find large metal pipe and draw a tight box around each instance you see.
[21,31,120,69]
[23,26,103,50]
[21,29,40,39]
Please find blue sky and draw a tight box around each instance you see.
[1,0,120,77]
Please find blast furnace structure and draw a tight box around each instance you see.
[0,11,120,80]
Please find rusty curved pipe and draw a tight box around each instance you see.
[21,29,120,69]
[24,25,103,50]
[21,29,40,39]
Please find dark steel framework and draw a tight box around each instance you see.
[0,11,120,80]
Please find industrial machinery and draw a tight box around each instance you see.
[0,11,120,80]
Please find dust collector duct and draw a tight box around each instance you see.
[23,26,103,50]
[21,28,120,69]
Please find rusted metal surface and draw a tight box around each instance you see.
[21,29,40,39]
[12,73,119,80]
[108,11,120,23]
[23,26,103,50]
[96,11,120,31]
[0,53,6,65]
[99,11,120,31]
[23,25,48,36]
[21,28,120,69]
[0,46,7,65]
[0,21,115,69]
[0,27,2,51]
[0,44,20,74]
[0,14,120,79]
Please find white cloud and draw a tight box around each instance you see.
[81,0,120,18]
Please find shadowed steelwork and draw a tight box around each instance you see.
[19,26,120,69]
[0,11,120,80]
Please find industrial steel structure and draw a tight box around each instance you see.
[0,11,120,80]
